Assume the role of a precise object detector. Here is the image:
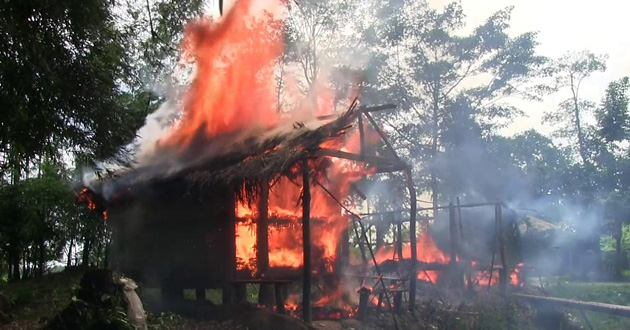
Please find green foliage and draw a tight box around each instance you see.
[0,0,144,165]
[362,0,547,204]
[601,224,630,253]
[597,77,630,143]
[543,281,630,330]
[473,298,535,330]
[0,268,84,327]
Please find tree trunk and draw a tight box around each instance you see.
[37,240,45,276]
[21,255,26,279]
[7,255,12,281]
[103,241,110,268]
[615,220,623,279]
[11,250,20,281]
[82,238,92,268]
[67,237,74,268]
[570,75,589,166]
[431,83,441,219]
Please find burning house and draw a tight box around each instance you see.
[75,0,528,323]
[77,96,420,314]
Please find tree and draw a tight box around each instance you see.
[283,0,371,110]
[368,2,546,212]
[593,77,630,277]
[0,0,200,279]
[543,51,607,166]
[597,77,630,145]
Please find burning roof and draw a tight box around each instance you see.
[80,106,360,207]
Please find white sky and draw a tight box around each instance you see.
[210,0,630,136]
[428,0,630,136]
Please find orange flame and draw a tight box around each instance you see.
[375,233,451,283]
[235,135,371,273]
[162,0,285,147]
[77,188,97,210]
[467,261,525,287]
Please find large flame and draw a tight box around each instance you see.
[235,131,370,274]
[161,0,285,147]
[375,233,451,283]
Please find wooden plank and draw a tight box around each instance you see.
[513,293,630,318]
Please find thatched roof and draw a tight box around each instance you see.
[82,107,358,206]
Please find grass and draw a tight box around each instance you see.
[0,268,85,329]
[537,278,630,330]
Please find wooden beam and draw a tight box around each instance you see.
[363,112,401,162]
[417,201,503,212]
[301,158,312,324]
[513,293,630,318]
[316,148,397,166]
[350,182,367,200]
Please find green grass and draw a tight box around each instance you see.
[0,268,85,329]
[538,279,630,330]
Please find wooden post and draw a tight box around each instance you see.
[275,283,286,314]
[257,181,270,275]
[357,287,371,321]
[449,201,463,289]
[302,158,312,324]
[196,288,205,301]
[405,168,417,311]
[257,181,273,307]
[448,201,458,265]
[458,198,472,291]
[223,189,236,304]
[496,204,508,295]
[396,221,403,261]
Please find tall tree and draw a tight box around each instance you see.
[369,2,546,212]
[597,77,630,145]
[543,51,607,166]
[595,77,630,277]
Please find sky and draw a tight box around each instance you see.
[210,0,630,137]
[428,0,630,136]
